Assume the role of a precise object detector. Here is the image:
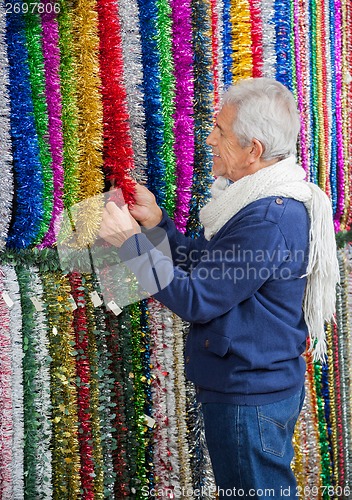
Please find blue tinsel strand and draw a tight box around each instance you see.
[5,5,44,249]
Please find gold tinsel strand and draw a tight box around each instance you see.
[41,271,81,500]
[230,0,253,82]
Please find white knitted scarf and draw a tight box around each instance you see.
[199,156,340,361]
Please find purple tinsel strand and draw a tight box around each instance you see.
[38,9,64,247]
[171,0,195,234]
[333,0,344,232]
[293,0,309,176]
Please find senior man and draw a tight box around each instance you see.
[99,77,339,498]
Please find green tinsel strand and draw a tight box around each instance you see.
[23,7,54,242]
[16,266,39,499]
[313,361,334,495]
[57,0,80,209]
[129,302,149,495]
[84,275,117,498]
[309,0,320,186]
[156,0,177,215]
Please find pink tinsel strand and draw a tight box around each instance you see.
[171,0,195,234]
[210,0,220,112]
[249,0,264,77]
[333,0,344,232]
[293,0,309,175]
[39,8,64,248]
[0,273,13,499]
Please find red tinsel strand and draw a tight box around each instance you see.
[333,322,345,486]
[248,0,263,77]
[97,0,136,204]
[210,0,220,112]
[69,272,95,500]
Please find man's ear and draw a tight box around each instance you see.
[249,139,264,163]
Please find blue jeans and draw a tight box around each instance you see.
[202,387,305,499]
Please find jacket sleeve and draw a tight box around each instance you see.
[146,208,207,271]
[118,218,291,323]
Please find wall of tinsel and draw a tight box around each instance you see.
[0,0,351,499]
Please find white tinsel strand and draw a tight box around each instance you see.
[161,308,181,490]
[148,299,175,495]
[29,267,53,499]
[117,0,147,183]
[4,266,24,500]
[0,6,14,249]
[259,0,276,78]
[323,0,332,183]
[172,315,193,495]
[0,267,13,499]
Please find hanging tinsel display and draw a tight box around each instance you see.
[0,0,352,498]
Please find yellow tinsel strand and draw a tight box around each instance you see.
[71,0,104,246]
[41,271,81,500]
[230,0,253,83]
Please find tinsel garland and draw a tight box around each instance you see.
[117,0,148,182]
[128,303,150,495]
[260,0,276,78]
[156,0,177,215]
[140,300,155,492]
[172,315,193,494]
[249,0,263,76]
[4,266,25,498]
[72,0,104,244]
[230,0,253,82]
[137,0,167,206]
[99,265,130,497]
[0,7,13,249]
[346,248,352,488]
[215,0,224,102]
[345,0,352,228]
[341,0,351,229]
[314,359,333,490]
[210,0,220,110]
[69,272,95,500]
[331,0,344,232]
[97,0,136,203]
[39,6,64,247]
[187,0,213,237]
[5,8,44,248]
[335,250,350,487]
[324,323,338,485]
[148,300,178,495]
[41,271,81,499]
[22,6,53,244]
[327,0,338,208]
[16,266,52,499]
[292,0,310,174]
[171,0,195,233]
[57,0,80,210]
[274,0,293,90]
[84,276,116,497]
[222,0,233,86]
[0,269,13,499]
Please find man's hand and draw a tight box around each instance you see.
[99,202,141,247]
[129,184,163,228]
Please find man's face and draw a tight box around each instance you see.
[206,104,254,182]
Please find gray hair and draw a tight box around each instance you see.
[222,78,301,161]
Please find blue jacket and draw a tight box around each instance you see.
[119,196,310,405]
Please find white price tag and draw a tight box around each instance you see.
[107,300,122,316]
[2,291,14,308]
[30,296,43,312]
[144,415,156,429]
[68,295,77,311]
[89,291,103,307]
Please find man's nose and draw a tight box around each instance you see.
[206,127,217,146]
